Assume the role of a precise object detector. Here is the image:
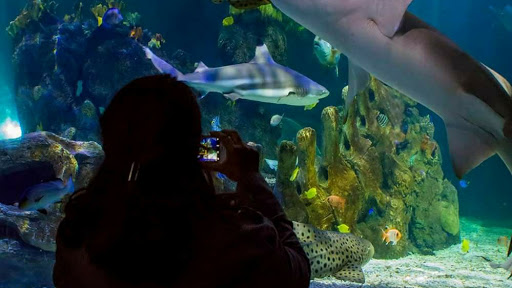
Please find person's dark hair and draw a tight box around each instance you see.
[77,75,214,284]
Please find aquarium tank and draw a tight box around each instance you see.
[1,0,512,287]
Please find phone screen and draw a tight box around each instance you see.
[198,137,220,162]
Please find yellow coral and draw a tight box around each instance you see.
[91,4,107,26]
[106,0,125,10]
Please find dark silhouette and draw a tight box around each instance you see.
[53,75,311,288]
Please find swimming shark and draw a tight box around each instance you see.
[292,222,374,283]
[272,0,512,177]
[143,45,329,106]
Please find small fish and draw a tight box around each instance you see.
[313,36,341,76]
[305,188,317,199]
[99,107,105,115]
[290,167,300,181]
[498,236,510,248]
[130,27,143,40]
[327,195,346,209]
[304,102,317,111]
[461,239,470,253]
[102,8,123,26]
[368,208,375,215]
[270,114,284,126]
[337,224,350,233]
[381,227,402,245]
[222,16,234,26]
[211,116,221,132]
[376,113,389,127]
[217,172,227,180]
[265,159,278,171]
[459,179,469,188]
[148,33,166,49]
[19,177,75,212]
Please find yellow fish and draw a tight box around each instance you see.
[337,224,350,233]
[222,16,234,26]
[304,102,317,111]
[290,167,300,181]
[305,188,317,199]
[461,239,470,253]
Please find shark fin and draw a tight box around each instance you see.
[371,0,413,38]
[194,62,209,73]
[445,122,497,178]
[225,92,242,101]
[334,264,365,283]
[291,222,317,243]
[482,63,512,96]
[346,60,370,109]
[497,140,512,175]
[191,88,208,100]
[143,46,183,78]
[251,44,275,64]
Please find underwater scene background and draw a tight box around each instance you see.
[0,0,511,287]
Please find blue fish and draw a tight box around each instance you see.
[368,208,375,216]
[102,8,124,27]
[459,179,469,188]
[217,172,227,180]
[265,159,279,171]
[19,177,75,212]
[211,116,221,132]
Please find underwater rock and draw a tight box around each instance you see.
[82,25,159,109]
[0,132,103,201]
[275,141,309,223]
[0,203,60,252]
[273,78,459,259]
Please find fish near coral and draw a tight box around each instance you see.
[381,227,402,245]
[327,195,346,210]
[19,176,75,212]
[420,134,437,158]
[211,116,222,132]
[102,7,124,27]
[148,33,166,49]
[461,239,470,253]
[376,113,389,127]
[222,16,234,26]
[337,224,350,233]
[304,187,317,199]
[293,222,374,283]
[130,27,143,40]
[313,36,341,76]
[290,167,300,181]
[91,4,107,26]
[270,114,284,126]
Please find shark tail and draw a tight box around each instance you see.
[142,46,183,79]
[497,139,512,175]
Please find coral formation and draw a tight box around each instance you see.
[275,79,460,258]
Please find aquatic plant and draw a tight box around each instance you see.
[148,34,166,49]
[258,4,283,22]
[124,12,141,27]
[105,0,125,10]
[6,0,57,37]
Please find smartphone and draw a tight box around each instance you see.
[198,136,221,162]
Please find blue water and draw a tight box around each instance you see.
[1,0,511,287]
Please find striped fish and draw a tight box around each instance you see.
[376,113,389,127]
[144,44,329,106]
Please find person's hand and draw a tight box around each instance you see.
[201,130,260,182]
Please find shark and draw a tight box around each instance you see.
[271,0,512,177]
[292,222,374,283]
[143,45,329,106]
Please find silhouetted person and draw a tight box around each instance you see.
[53,75,311,288]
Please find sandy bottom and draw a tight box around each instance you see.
[0,218,510,287]
[310,218,512,288]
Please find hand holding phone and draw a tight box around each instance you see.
[200,130,259,182]
[198,136,221,162]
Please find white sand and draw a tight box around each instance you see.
[310,218,512,288]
